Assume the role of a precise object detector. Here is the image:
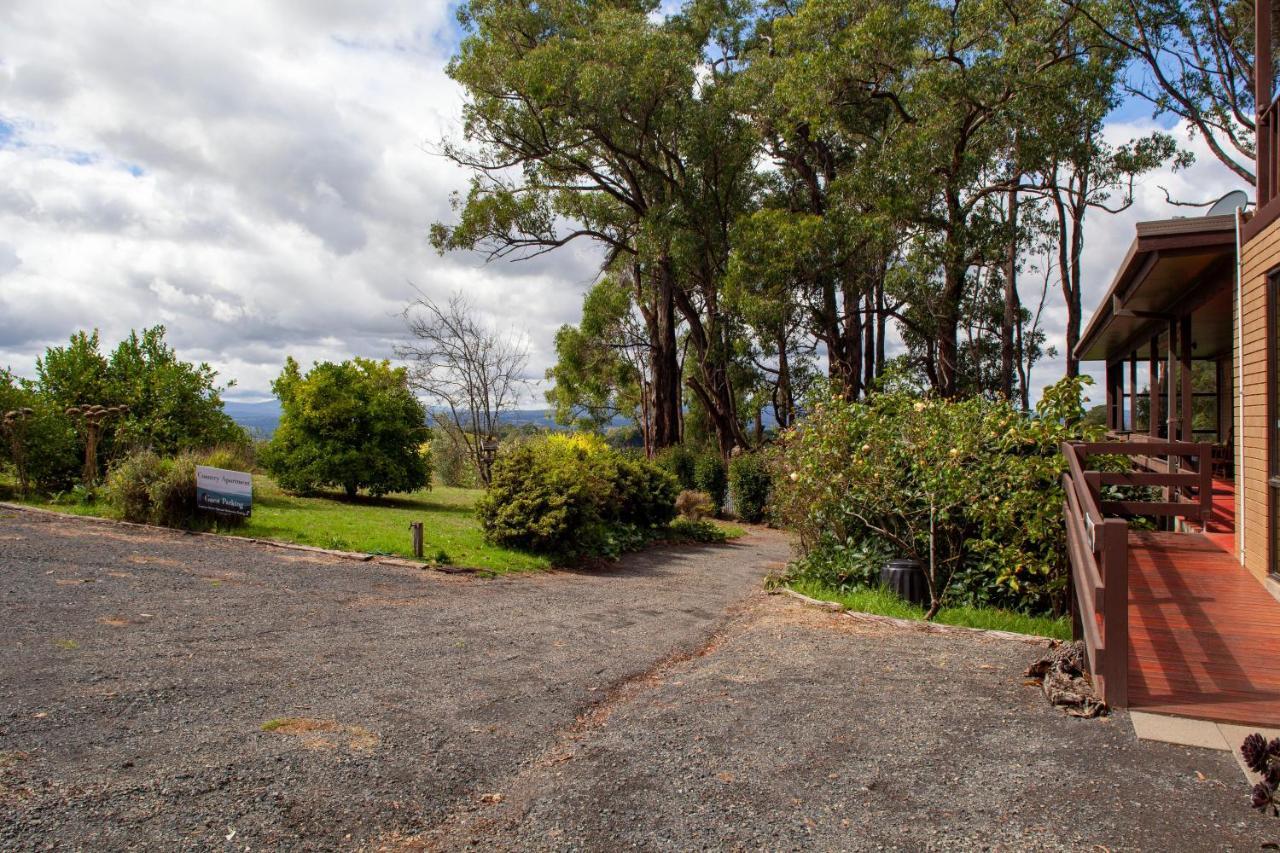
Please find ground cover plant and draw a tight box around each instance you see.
[785,577,1071,640]
[772,374,1099,619]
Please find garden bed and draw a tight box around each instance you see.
[784,578,1071,640]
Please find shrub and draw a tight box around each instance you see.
[104,448,247,530]
[676,489,715,521]
[612,454,679,528]
[104,449,163,523]
[261,357,429,497]
[476,434,676,558]
[772,375,1099,617]
[693,452,727,511]
[728,452,771,523]
[666,518,729,543]
[432,429,477,488]
[655,445,697,491]
[20,404,81,493]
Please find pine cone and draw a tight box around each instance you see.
[1243,733,1270,773]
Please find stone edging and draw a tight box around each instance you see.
[771,587,1056,646]
[0,500,462,573]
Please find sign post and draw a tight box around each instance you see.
[195,466,253,517]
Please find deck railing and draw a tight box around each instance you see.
[1061,439,1216,708]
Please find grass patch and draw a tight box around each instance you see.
[21,475,551,574]
[52,638,79,650]
[786,578,1070,640]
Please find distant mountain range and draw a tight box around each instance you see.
[223,399,629,437]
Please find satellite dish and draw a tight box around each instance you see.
[1207,189,1249,216]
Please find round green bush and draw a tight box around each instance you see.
[728,452,772,523]
[654,445,697,491]
[693,452,727,511]
[476,435,676,557]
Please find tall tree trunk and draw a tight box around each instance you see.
[650,258,682,449]
[776,325,792,429]
[863,292,876,392]
[875,279,886,377]
[1001,183,1020,399]
[936,266,964,396]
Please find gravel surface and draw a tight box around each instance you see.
[0,508,1264,851]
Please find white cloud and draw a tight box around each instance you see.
[0,1,1251,415]
[1024,117,1247,409]
[0,0,600,402]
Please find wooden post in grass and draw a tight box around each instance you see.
[409,521,424,560]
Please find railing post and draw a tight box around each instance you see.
[1100,518,1129,708]
[1198,442,1214,524]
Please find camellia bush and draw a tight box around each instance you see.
[771,375,1100,617]
[477,433,677,558]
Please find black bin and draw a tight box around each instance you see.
[880,559,928,606]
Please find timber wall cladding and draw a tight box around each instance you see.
[1240,215,1280,582]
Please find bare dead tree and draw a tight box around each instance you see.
[397,290,532,485]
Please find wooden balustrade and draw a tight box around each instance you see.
[1061,439,1216,708]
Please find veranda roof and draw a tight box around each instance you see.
[1076,214,1238,363]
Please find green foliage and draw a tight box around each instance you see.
[786,578,1071,640]
[432,424,478,488]
[655,445,698,491]
[692,452,727,511]
[665,518,730,544]
[3,328,246,492]
[728,452,772,524]
[476,434,677,559]
[0,377,80,493]
[773,375,1100,616]
[39,326,246,458]
[261,357,430,498]
[545,277,646,430]
[103,448,246,531]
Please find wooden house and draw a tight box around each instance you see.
[1065,2,1280,724]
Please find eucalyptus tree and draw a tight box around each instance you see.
[1074,0,1256,184]
[433,0,698,450]
[434,0,759,455]
[545,275,654,447]
[734,1,899,398]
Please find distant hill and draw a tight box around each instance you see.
[223,400,282,437]
[223,398,623,438]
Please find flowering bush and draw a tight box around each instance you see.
[771,375,1099,616]
[477,434,677,558]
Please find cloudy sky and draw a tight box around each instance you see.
[0,1,1247,409]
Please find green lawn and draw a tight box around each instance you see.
[786,578,1071,640]
[19,475,553,574]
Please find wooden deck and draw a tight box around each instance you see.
[1127,517,1280,725]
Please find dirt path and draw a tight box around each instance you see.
[0,508,1263,850]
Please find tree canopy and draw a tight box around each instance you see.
[261,357,431,498]
[434,0,1191,454]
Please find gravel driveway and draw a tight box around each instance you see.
[0,508,1264,851]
